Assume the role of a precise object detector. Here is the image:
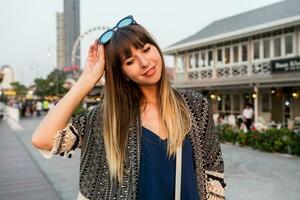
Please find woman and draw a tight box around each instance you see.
[32,15,226,200]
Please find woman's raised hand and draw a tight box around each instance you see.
[80,41,105,86]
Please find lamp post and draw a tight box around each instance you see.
[47,46,59,96]
[30,62,40,80]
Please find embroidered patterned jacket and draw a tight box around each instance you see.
[41,89,226,200]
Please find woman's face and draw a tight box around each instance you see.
[121,43,162,87]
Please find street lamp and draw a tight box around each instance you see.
[292,92,299,98]
[30,62,40,79]
[210,93,216,100]
[47,46,59,96]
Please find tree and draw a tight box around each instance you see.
[33,78,51,97]
[10,81,27,96]
[34,69,67,98]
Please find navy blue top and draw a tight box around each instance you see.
[138,126,200,200]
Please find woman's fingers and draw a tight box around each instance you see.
[86,42,104,74]
[88,44,95,59]
[92,41,98,58]
[98,44,105,64]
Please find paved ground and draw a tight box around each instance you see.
[16,116,81,200]
[223,143,300,200]
[0,119,60,200]
[1,115,300,200]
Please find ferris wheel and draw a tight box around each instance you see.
[71,26,110,67]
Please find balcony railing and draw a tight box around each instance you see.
[175,62,272,85]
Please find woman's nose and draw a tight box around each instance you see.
[139,55,150,67]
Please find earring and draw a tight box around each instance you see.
[125,78,130,82]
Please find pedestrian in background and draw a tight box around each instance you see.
[36,100,42,116]
[42,99,49,112]
[242,103,254,131]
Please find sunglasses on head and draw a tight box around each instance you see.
[97,15,137,45]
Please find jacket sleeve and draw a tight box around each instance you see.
[39,110,88,159]
[202,97,226,200]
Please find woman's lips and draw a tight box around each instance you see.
[143,66,156,77]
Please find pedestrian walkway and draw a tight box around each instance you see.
[14,116,81,200]
[0,120,60,200]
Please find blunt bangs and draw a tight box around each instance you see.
[107,25,155,64]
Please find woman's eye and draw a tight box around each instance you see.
[143,46,151,53]
[126,60,134,65]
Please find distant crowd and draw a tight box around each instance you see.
[7,99,59,118]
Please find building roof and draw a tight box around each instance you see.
[165,0,300,53]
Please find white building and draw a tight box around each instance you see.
[164,0,300,125]
[0,65,15,90]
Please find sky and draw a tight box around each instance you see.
[0,0,282,86]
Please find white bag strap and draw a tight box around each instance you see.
[175,144,182,200]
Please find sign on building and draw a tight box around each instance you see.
[271,57,300,73]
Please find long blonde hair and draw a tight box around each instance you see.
[102,24,191,183]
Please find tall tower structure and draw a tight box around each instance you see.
[56,12,65,70]
[63,0,80,68]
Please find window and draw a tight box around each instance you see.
[217,49,222,65]
[195,53,199,68]
[274,37,281,57]
[233,46,239,63]
[262,93,270,112]
[201,52,206,67]
[225,94,231,111]
[176,56,184,71]
[253,41,260,60]
[285,35,293,55]
[218,95,223,111]
[263,40,270,59]
[208,51,213,66]
[243,93,251,107]
[188,54,194,69]
[233,94,240,111]
[224,47,230,64]
[242,44,248,62]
